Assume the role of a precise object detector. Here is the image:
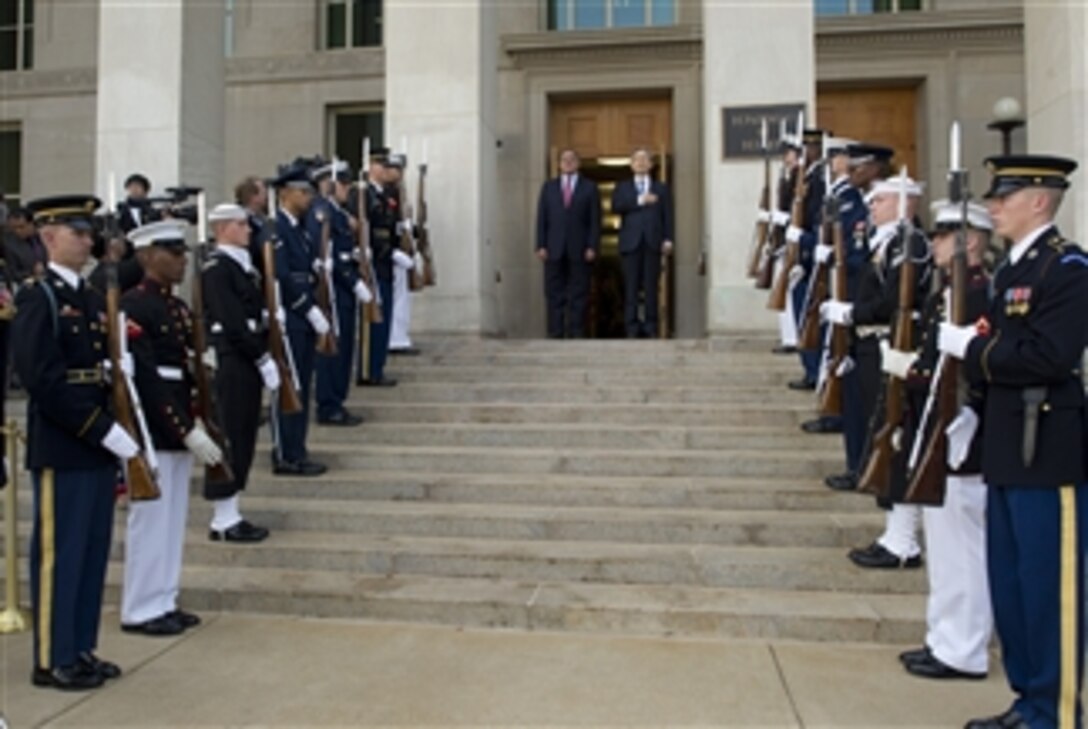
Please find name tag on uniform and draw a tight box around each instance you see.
[1005,286,1032,316]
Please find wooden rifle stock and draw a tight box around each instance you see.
[416,163,437,287]
[261,240,303,415]
[768,162,807,311]
[190,244,235,489]
[314,216,338,356]
[858,225,918,497]
[799,197,837,351]
[906,252,966,505]
[105,266,160,502]
[748,154,772,279]
[818,213,849,418]
[398,183,425,292]
[355,183,382,325]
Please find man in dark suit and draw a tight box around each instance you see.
[611,148,673,338]
[535,148,600,338]
[117,173,157,234]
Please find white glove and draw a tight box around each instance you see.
[392,249,415,270]
[771,210,791,227]
[103,352,135,383]
[396,220,413,236]
[257,355,281,391]
[786,225,804,244]
[201,348,218,372]
[946,406,980,469]
[275,306,287,329]
[306,306,330,336]
[815,244,833,265]
[788,265,805,286]
[820,301,853,326]
[836,355,855,377]
[354,280,374,304]
[101,423,140,460]
[183,419,223,467]
[938,322,976,360]
[312,257,333,275]
[756,209,771,224]
[879,339,916,379]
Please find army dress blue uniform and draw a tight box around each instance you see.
[13,195,127,690]
[947,156,1088,729]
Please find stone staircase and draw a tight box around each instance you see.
[5,336,926,643]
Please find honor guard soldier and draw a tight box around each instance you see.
[311,160,370,424]
[271,161,327,475]
[202,203,274,541]
[770,134,802,353]
[891,200,994,682]
[362,148,400,386]
[13,194,136,690]
[119,220,223,636]
[785,128,831,389]
[938,155,1087,729]
[837,174,933,569]
[234,176,270,275]
[816,143,893,488]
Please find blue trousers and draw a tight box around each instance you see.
[791,277,819,382]
[275,320,315,464]
[988,484,1086,729]
[841,337,880,474]
[368,277,394,382]
[315,295,357,420]
[30,467,115,670]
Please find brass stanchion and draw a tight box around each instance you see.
[0,419,28,633]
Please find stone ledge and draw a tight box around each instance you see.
[225,47,385,86]
[0,67,96,100]
[502,24,702,68]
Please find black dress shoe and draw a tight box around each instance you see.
[318,410,364,426]
[390,347,421,356]
[898,645,930,666]
[361,377,397,387]
[905,651,986,680]
[78,652,122,680]
[273,459,327,477]
[772,345,797,355]
[848,542,923,569]
[825,473,858,491]
[121,614,185,636]
[801,418,843,434]
[32,664,104,690]
[167,609,201,629]
[964,708,1029,729]
[209,519,270,543]
[788,378,817,391]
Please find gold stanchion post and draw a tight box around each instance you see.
[0,419,28,633]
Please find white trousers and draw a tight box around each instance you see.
[877,503,923,559]
[775,258,798,347]
[122,451,192,624]
[389,265,412,350]
[922,474,993,673]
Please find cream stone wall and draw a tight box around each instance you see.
[1024,0,1087,241]
[31,0,99,71]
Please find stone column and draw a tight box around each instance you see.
[1024,1,1087,241]
[702,1,814,333]
[95,0,226,207]
[385,0,499,335]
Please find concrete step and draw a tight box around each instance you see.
[389,365,803,387]
[176,498,885,549]
[349,383,809,405]
[343,402,818,428]
[289,444,842,479]
[297,422,834,452]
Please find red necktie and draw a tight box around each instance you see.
[562,176,573,208]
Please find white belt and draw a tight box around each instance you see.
[855,325,890,339]
[157,366,184,381]
[211,320,259,333]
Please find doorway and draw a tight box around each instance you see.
[817,84,920,174]
[548,93,673,338]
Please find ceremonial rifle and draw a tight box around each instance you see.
[817,197,849,418]
[768,147,807,311]
[105,263,160,501]
[314,212,339,356]
[748,118,772,279]
[355,139,383,384]
[397,181,425,292]
[261,239,303,415]
[905,123,969,506]
[190,229,236,489]
[858,168,919,498]
[416,159,437,287]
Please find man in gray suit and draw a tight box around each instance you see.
[611,148,673,338]
[535,148,601,338]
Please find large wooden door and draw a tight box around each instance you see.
[549,95,671,159]
[817,85,918,174]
